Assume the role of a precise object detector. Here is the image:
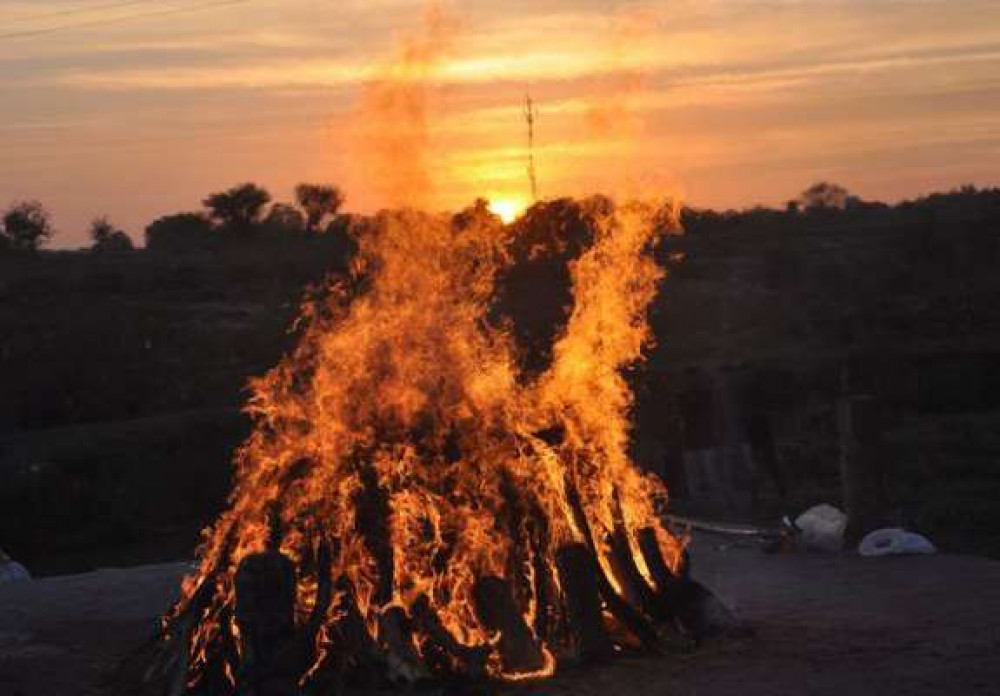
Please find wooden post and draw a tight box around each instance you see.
[838,393,887,545]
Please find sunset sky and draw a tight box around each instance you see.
[2,0,999,247]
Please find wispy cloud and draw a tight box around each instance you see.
[2,0,999,246]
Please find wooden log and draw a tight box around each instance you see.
[378,606,427,683]
[331,578,379,656]
[606,529,662,620]
[555,543,614,663]
[188,624,239,696]
[635,529,738,645]
[472,576,546,674]
[499,469,535,612]
[524,496,558,645]
[607,491,662,619]
[562,477,659,650]
[304,538,334,655]
[595,563,660,650]
[233,550,300,696]
[410,594,490,678]
[637,526,678,591]
[354,464,394,606]
[328,578,385,688]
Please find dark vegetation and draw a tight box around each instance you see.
[1,183,999,573]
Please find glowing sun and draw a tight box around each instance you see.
[488,196,528,224]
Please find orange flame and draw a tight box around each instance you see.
[166,3,685,687]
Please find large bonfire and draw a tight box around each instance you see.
[148,197,697,694]
[146,5,702,692]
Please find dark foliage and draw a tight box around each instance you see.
[203,182,272,234]
[89,216,134,254]
[145,212,214,253]
[2,200,54,252]
[294,183,345,235]
[2,184,1000,573]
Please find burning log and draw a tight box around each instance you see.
[354,463,394,606]
[526,502,559,645]
[233,550,299,695]
[377,606,427,683]
[325,578,385,688]
[410,594,490,678]
[473,576,546,675]
[563,477,659,650]
[606,491,662,620]
[637,526,675,592]
[637,527,739,645]
[555,543,614,663]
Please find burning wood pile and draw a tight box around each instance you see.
[143,199,724,695]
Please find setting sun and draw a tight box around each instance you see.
[488,196,528,224]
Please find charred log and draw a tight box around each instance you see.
[499,469,534,611]
[233,550,300,696]
[354,464,394,606]
[326,578,384,688]
[636,528,739,644]
[472,576,546,674]
[563,477,659,650]
[410,594,489,678]
[555,543,614,663]
[607,492,662,619]
[637,526,677,592]
[377,606,426,683]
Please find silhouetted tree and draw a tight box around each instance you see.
[800,182,853,211]
[145,212,214,253]
[294,183,344,234]
[264,203,307,235]
[452,197,499,231]
[89,216,134,253]
[203,183,272,231]
[2,200,53,252]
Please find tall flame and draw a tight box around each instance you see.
[166,4,685,688]
[169,196,683,684]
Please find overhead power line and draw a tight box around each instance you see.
[0,0,256,41]
[8,1,154,25]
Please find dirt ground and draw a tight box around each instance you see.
[2,535,999,696]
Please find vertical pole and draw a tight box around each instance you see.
[525,93,539,202]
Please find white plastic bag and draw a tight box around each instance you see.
[794,503,847,552]
[858,528,936,556]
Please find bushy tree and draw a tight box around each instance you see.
[145,212,214,253]
[264,202,307,235]
[89,216,134,253]
[800,182,853,211]
[203,183,272,231]
[2,200,54,252]
[295,183,345,234]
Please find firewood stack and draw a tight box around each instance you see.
[140,490,736,696]
[128,200,735,695]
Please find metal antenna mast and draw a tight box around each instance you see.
[525,92,539,201]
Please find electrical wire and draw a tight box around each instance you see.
[7,1,155,25]
[0,0,256,41]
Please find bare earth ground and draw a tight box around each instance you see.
[2,536,1000,696]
